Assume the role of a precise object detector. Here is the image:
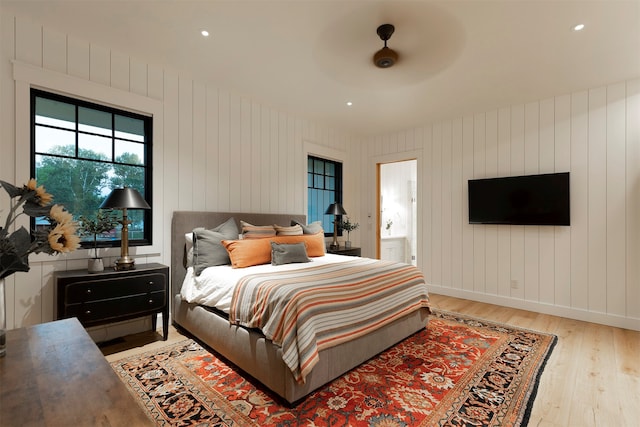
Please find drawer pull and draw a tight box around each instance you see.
[148,281,154,285]
[86,289,92,295]
[85,310,91,315]
[148,299,154,304]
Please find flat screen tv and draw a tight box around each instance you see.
[468,172,570,226]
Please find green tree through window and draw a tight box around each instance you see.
[35,146,111,218]
[31,89,152,248]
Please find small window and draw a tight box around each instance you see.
[31,89,153,249]
[307,155,343,237]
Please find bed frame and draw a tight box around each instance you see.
[170,211,430,404]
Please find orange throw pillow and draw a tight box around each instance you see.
[222,239,272,268]
[271,233,325,257]
[222,232,326,268]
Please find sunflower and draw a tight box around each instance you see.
[26,178,53,206]
[47,222,81,253]
[49,204,74,225]
[1,179,80,279]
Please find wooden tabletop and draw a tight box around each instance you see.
[0,318,154,427]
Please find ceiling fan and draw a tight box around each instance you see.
[373,24,398,68]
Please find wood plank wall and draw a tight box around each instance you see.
[0,11,637,332]
[359,80,640,330]
[0,13,357,330]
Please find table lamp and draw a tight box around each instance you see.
[100,187,150,271]
[325,202,347,250]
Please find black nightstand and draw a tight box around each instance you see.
[327,246,361,257]
[54,262,169,340]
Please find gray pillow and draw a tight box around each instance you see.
[291,220,323,235]
[271,242,311,266]
[192,217,239,275]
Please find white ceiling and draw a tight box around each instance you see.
[2,0,639,136]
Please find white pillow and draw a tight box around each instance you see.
[185,232,194,267]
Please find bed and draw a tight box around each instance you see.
[170,211,430,404]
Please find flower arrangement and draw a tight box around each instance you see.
[0,179,80,279]
[78,210,119,259]
[338,216,360,242]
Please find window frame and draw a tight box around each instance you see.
[307,155,343,238]
[30,88,153,250]
[13,61,163,262]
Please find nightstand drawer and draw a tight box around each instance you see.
[66,290,166,325]
[65,273,165,304]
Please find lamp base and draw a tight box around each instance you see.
[114,257,136,271]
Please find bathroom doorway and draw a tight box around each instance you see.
[377,159,417,265]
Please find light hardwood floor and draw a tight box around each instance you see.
[103,294,639,427]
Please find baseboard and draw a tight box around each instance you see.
[428,285,640,331]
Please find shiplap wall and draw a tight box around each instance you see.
[1,10,638,332]
[0,13,357,332]
[358,81,640,330]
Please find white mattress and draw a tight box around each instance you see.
[180,253,353,313]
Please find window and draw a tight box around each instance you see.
[31,89,152,248]
[307,155,343,236]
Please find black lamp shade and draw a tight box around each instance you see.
[100,187,150,210]
[325,202,347,216]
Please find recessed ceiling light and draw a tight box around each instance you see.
[201,30,210,37]
[346,101,353,106]
[573,24,585,31]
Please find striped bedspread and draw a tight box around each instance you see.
[229,258,430,383]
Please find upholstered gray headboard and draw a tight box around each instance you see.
[170,211,307,298]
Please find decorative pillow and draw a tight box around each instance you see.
[291,220,324,235]
[273,233,326,257]
[240,221,276,239]
[185,232,194,267]
[271,242,310,266]
[222,233,326,268]
[192,217,239,275]
[274,224,303,236]
[222,238,273,268]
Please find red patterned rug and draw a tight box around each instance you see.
[111,310,556,426]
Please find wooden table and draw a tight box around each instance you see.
[0,318,153,427]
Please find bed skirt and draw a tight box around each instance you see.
[173,295,430,404]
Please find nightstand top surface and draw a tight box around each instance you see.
[54,262,168,278]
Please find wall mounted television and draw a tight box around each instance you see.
[468,172,570,226]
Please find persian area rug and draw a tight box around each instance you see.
[110,310,556,427]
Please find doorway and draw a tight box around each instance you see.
[377,159,417,265]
